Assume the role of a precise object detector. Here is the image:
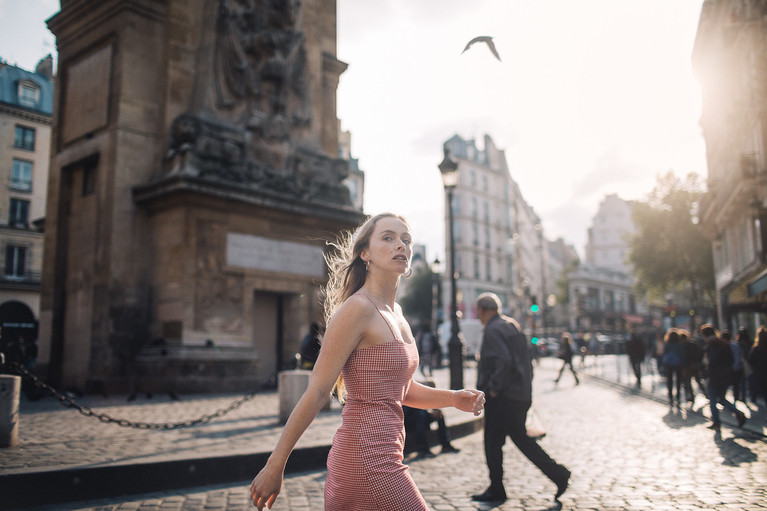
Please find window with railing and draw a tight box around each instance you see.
[13,125,35,150]
[9,198,30,228]
[5,245,27,278]
[11,160,33,191]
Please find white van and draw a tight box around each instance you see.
[438,319,484,359]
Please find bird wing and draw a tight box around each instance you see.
[462,36,490,54]
[461,36,501,61]
[485,39,502,61]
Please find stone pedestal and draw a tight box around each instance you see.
[0,375,20,448]
[278,370,330,424]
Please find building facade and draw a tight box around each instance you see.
[0,56,54,355]
[569,194,648,334]
[585,193,636,273]
[440,134,566,340]
[693,0,767,331]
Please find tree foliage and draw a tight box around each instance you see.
[627,171,715,306]
[399,266,435,324]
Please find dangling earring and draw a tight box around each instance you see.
[403,267,413,278]
[364,259,370,272]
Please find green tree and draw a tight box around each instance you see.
[627,171,715,306]
[399,266,435,325]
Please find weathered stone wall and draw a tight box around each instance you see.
[40,0,364,393]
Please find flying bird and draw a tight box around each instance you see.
[462,36,501,61]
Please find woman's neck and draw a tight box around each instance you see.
[360,278,398,308]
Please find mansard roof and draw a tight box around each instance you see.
[0,62,54,115]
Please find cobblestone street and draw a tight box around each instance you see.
[24,358,766,511]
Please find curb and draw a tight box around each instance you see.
[2,416,483,509]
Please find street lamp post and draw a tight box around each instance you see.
[438,148,464,390]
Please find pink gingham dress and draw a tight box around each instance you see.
[324,297,428,511]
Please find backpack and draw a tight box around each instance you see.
[662,349,681,368]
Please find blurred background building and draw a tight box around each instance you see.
[0,55,54,355]
[693,0,767,332]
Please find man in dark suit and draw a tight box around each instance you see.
[472,293,571,504]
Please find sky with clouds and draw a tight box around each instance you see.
[1,0,707,260]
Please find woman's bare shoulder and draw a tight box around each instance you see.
[330,293,374,324]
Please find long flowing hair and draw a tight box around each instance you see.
[323,212,409,402]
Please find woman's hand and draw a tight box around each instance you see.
[250,461,284,510]
[452,389,485,416]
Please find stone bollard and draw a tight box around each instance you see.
[278,369,330,424]
[0,374,21,448]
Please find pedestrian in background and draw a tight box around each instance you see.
[661,328,685,408]
[701,324,746,431]
[681,329,707,404]
[736,327,755,405]
[626,332,645,387]
[554,332,579,386]
[748,326,767,409]
[299,322,322,370]
[249,213,484,511]
[725,330,745,404]
[416,322,436,377]
[472,292,570,505]
[403,379,461,457]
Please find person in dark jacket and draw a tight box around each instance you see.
[702,324,746,431]
[748,326,767,409]
[681,330,707,404]
[625,333,645,387]
[472,293,570,505]
[298,322,322,369]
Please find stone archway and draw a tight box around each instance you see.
[0,300,39,364]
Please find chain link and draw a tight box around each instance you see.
[5,360,276,430]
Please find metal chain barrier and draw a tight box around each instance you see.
[4,359,276,430]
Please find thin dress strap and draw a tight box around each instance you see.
[359,292,400,341]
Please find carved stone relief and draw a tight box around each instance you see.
[157,0,352,207]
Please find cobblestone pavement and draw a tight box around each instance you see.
[20,357,767,511]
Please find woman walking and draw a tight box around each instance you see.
[554,333,579,385]
[249,213,485,510]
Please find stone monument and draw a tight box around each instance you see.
[38,0,364,393]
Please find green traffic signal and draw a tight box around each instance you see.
[530,304,540,313]
[531,337,539,344]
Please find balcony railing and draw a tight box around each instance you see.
[0,270,41,286]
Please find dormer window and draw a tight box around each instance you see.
[18,81,40,108]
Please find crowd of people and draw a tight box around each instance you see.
[652,323,767,430]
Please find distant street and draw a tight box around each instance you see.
[30,358,767,511]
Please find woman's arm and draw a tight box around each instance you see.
[250,299,370,510]
[403,381,484,416]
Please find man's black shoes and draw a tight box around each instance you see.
[553,466,571,500]
[471,488,507,502]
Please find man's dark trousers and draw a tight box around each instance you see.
[484,395,562,490]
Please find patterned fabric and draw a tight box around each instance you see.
[325,303,427,510]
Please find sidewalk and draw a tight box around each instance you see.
[575,353,766,436]
[0,365,480,509]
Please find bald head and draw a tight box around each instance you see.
[476,293,502,325]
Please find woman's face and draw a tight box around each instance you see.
[362,216,412,276]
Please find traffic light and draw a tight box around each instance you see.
[530,296,539,313]
[531,336,539,345]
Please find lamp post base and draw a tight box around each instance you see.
[448,334,464,390]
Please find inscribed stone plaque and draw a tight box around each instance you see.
[62,45,112,144]
[226,233,325,278]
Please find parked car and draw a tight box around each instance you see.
[438,319,484,360]
[595,333,626,354]
[537,337,561,357]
